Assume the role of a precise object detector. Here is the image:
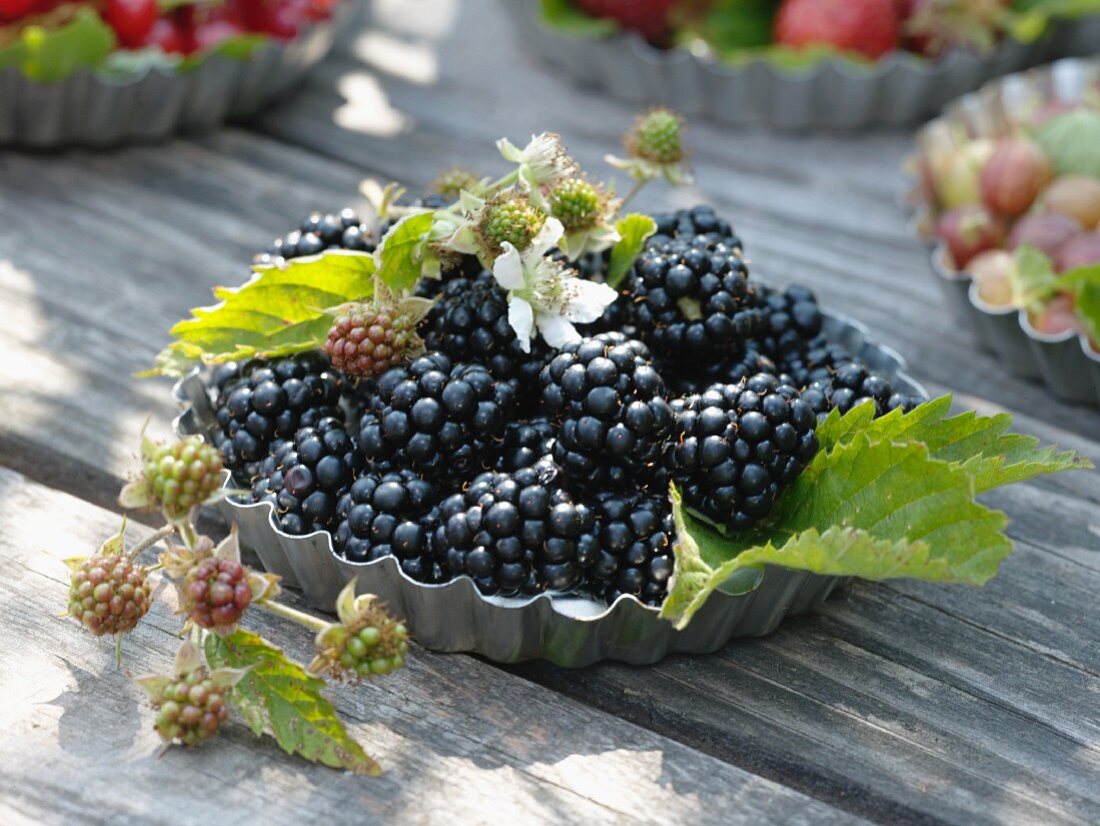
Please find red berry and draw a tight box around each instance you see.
[1043,175,1100,230]
[194,20,245,51]
[149,670,230,747]
[104,0,159,48]
[183,557,251,631]
[142,17,194,54]
[935,205,1003,269]
[1053,233,1100,273]
[979,138,1051,217]
[68,553,151,637]
[324,301,424,379]
[1030,293,1080,337]
[0,0,38,20]
[1008,212,1081,258]
[775,0,900,60]
[573,0,677,43]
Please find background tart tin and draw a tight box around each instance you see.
[502,0,1100,131]
[175,312,927,667]
[910,57,1100,408]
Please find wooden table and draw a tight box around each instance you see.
[2,1,1098,823]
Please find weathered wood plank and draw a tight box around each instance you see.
[0,466,855,826]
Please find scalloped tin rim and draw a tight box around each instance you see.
[172,308,927,666]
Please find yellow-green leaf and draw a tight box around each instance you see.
[205,630,380,776]
[606,213,657,288]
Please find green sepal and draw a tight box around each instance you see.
[606,213,656,288]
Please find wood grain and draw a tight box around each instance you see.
[0,467,855,826]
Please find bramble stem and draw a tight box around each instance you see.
[131,525,176,558]
[619,178,649,209]
[258,600,329,634]
[177,522,199,550]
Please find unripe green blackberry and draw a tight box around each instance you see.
[431,168,480,202]
[324,301,423,378]
[310,585,410,681]
[183,557,252,632]
[550,178,601,231]
[145,437,224,520]
[481,196,546,256]
[67,553,151,636]
[627,108,685,164]
[150,668,230,747]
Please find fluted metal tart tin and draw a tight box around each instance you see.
[911,58,1100,409]
[0,4,351,148]
[174,312,927,666]
[502,1,1100,131]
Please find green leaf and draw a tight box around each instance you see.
[606,213,656,289]
[1074,278,1100,345]
[815,396,1090,494]
[539,0,617,36]
[205,630,380,776]
[1010,244,1060,311]
[375,211,435,295]
[0,8,117,82]
[179,34,270,70]
[681,0,777,52]
[1034,108,1100,178]
[146,252,376,377]
[662,431,1015,628]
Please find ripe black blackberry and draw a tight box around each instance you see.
[420,271,550,394]
[252,418,360,536]
[541,333,674,492]
[434,457,599,596]
[357,351,516,484]
[212,353,343,482]
[668,343,778,396]
[492,417,555,473]
[758,285,824,362]
[802,361,921,418]
[669,373,819,532]
[588,491,675,607]
[626,234,764,359]
[649,205,742,251]
[333,470,444,583]
[254,208,376,266]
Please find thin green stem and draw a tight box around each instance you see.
[258,600,329,634]
[618,177,649,210]
[487,168,520,192]
[130,524,176,558]
[176,521,199,550]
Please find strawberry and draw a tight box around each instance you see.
[774,0,900,60]
[0,0,38,21]
[103,0,159,48]
[574,0,678,44]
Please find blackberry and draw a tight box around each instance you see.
[648,205,742,250]
[182,556,252,632]
[211,353,342,482]
[357,352,516,484]
[668,343,779,396]
[67,551,151,637]
[588,491,675,607]
[435,458,599,596]
[669,373,819,532]
[757,285,825,363]
[492,417,555,472]
[324,299,424,379]
[333,470,444,583]
[541,333,673,492]
[420,271,550,394]
[802,362,922,418]
[626,233,764,359]
[254,208,376,266]
[252,418,359,536]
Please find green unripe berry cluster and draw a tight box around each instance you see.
[146,437,224,519]
[68,554,150,636]
[337,621,408,678]
[482,197,546,255]
[432,168,480,202]
[550,179,601,231]
[629,109,684,164]
[151,669,229,747]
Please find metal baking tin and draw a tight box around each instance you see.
[911,57,1100,408]
[501,1,1100,131]
[0,6,350,148]
[174,312,927,666]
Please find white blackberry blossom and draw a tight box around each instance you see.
[497,133,579,198]
[492,218,617,352]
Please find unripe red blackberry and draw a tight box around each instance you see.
[183,557,252,632]
[149,668,230,747]
[68,553,151,636]
[145,436,224,520]
[324,301,423,378]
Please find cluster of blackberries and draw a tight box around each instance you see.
[254,208,376,267]
[203,204,923,608]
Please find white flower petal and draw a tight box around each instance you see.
[447,223,481,255]
[537,313,581,349]
[529,217,564,259]
[493,243,527,290]
[508,297,535,353]
[564,278,618,323]
[496,137,522,162]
